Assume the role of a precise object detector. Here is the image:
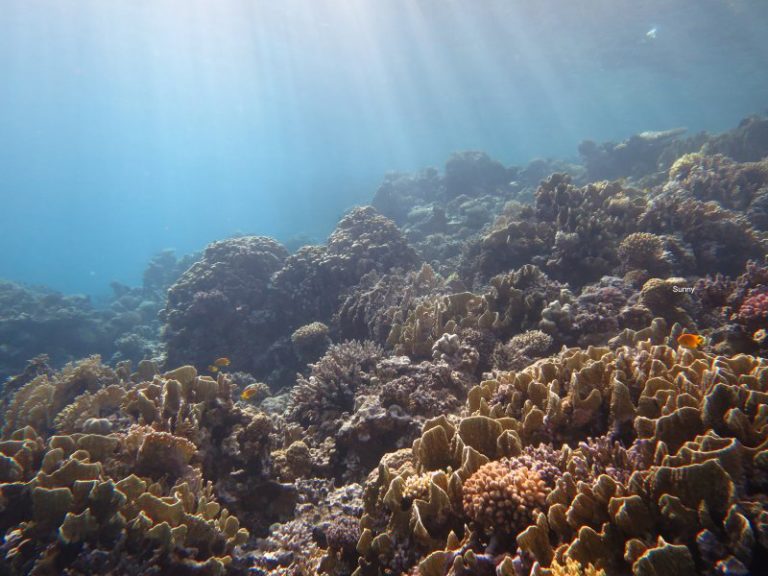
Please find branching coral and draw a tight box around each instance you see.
[288,341,383,431]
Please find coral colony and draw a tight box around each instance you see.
[2,115,768,576]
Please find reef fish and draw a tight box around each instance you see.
[208,365,219,373]
[214,357,231,367]
[240,384,261,401]
[677,333,704,349]
[753,329,767,345]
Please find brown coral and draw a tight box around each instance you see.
[355,325,768,576]
[618,232,667,272]
[462,461,548,534]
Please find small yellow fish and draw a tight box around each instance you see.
[208,365,219,373]
[214,357,231,367]
[240,384,261,401]
[753,329,767,345]
[677,333,704,349]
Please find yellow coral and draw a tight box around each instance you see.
[550,557,606,576]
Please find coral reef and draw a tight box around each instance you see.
[0,249,192,382]
[3,112,768,576]
[162,236,289,376]
[579,127,699,183]
[355,332,768,576]
[272,207,419,327]
[0,362,257,575]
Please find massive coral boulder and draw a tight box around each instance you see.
[701,114,768,162]
[372,169,443,224]
[578,127,697,183]
[162,236,289,375]
[272,206,420,328]
[444,151,511,198]
[461,174,645,288]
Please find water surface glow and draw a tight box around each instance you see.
[1,0,766,294]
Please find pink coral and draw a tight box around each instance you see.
[737,288,768,329]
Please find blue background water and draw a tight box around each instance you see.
[1,0,767,296]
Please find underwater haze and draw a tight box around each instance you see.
[7,2,768,575]
[1,0,768,295]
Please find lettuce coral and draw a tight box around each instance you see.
[353,326,768,575]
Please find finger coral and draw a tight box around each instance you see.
[462,460,552,534]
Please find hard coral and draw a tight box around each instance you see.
[444,151,510,198]
[737,288,768,330]
[638,195,764,277]
[669,153,768,211]
[548,557,606,576]
[2,356,118,437]
[273,207,419,330]
[291,321,331,363]
[493,330,553,371]
[357,325,768,575]
[162,236,288,376]
[617,232,668,273]
[288,341,383,431]
[462,460,552,534]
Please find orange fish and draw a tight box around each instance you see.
[677,333,704,349]
[753,329,767,344]
[240,384,260,401]
[208,365,219,373]
[214,357,231,367]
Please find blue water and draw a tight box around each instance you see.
[1,0,767,296]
